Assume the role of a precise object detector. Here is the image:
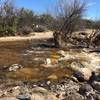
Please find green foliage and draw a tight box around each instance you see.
[0,0,99,37]
[33,25,47,32]
[93,20,100,29]
[19,26,33,35]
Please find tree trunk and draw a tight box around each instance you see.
[53,32,66,48]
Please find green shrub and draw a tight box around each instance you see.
[33,25,47,32]
[19,26,33,35]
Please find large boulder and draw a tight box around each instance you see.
[74,68,92,81]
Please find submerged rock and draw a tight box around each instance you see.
[9,64,23,72]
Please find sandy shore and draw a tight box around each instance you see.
[0,31,53,46]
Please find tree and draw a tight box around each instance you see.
[53,0,86,47]
[93,20,100,29]
[0,0,17,36]
[17,8,35,29]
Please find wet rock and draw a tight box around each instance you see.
[74,68,92,81]
[58,50,66,57]
[92,81,100,91]
[74,71,85,82]
[88,72,100,84]
[9,64,23,72]
[16,94,31,100]
[45,58,51,65]
[70,76,79,82]
[71,62,83,71]
[47,75,58,80]
[32,86,48,93]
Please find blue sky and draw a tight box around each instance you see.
[14,0,100,20]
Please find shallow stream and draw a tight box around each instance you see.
[0,44,100,83]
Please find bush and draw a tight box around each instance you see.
[5,28,16,36]
[33,25,47,32]
[19,26,33,35]
[0,27,16,36]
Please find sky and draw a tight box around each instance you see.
[14,0,100,20]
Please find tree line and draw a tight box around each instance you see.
[0,0,100,37]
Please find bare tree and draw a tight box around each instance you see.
[53,0,86,47]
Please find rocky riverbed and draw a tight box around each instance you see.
[0,76,100,100]
[0,41,100,100]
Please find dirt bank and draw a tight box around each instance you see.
[0,31,53,46]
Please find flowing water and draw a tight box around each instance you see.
[0,43,100,83]
[0,44,73,82]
